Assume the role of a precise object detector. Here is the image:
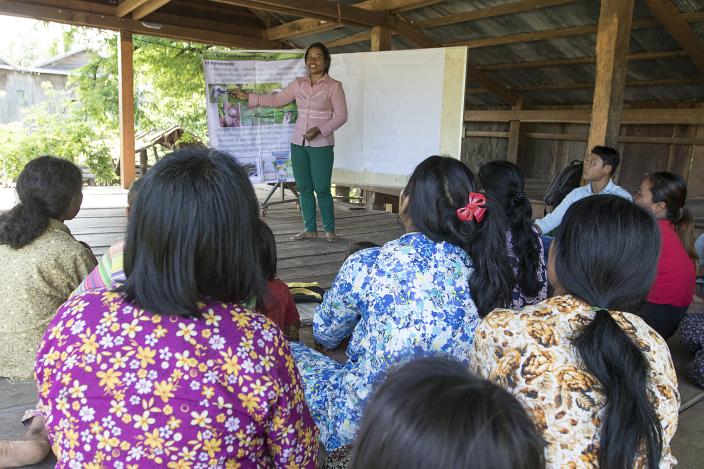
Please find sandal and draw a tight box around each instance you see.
[291,230,317,240]
[325,231,340,242]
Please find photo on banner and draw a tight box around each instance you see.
[203,51,305,183]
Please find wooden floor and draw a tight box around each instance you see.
[64,185,403,290]
[2,186,704,468]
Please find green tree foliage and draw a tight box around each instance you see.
[72,35,211,139]
[1,33,219,184]
[0,85,115,184]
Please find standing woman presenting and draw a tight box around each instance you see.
[234,43,348,242]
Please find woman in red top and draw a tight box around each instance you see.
[258,221,301,340]
[635,171,697,339]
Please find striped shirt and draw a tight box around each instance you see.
[72,239,125,296]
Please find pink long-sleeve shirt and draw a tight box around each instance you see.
[248,74,348,147]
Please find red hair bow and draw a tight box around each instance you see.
[456,192,487,223]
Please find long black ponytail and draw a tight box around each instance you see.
[479,160,541,297]
[404,156,513,316]
[555,195,663,468]
[0,156,83,249]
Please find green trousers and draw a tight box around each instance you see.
[291,143,335,232]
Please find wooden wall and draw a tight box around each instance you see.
[462,115,704,197]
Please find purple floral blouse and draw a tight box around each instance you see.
[35,288,318,468]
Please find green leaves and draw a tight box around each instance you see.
[0,34,230,185]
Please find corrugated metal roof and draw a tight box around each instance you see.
[290,0,704,107]
[74,0,704,107]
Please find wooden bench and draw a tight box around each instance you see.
[334,184,401,213]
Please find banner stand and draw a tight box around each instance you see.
[260,181,299,216]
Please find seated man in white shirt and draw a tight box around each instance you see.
[535,146,632,235]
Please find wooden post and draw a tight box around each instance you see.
[371,26,392,51]
[507,97,523,163]
[586,0,635,151]
[118,31,136,189]
[139,149,148,176]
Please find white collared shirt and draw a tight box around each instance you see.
[535,179,633,234]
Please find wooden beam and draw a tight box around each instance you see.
[329,21,601,51]
[265,0,441,41]
[467,77,704,93]
[587,0,634,149]
[0,0,282,49]
[327,30,372,48]
[131,0,170,20]
[416,0,575,29]
[215,0,387,27]
[118,31,136,190]
[371,26,392,51]
[266,18,336,41]
[394,0,441,13]
[116,0,150,17]
[464,108,704,125]
[445,23,597,49]
[507,97,523,163]
[365,0,440,11]
[525,132,585,141]
[643,0,704,75]
[467,131,704,146]
[466,110,590,123]
[248,7,275,27]
[442,13,704,49]
[145,12,266,38]
[212,0,333,20]
[465,131,510,138]
[218,0,435,47]
[19,0,114,15]
[467,64,518,105]
[477,49,687,71]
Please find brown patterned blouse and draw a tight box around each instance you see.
[470,295,679,468]
[0,219,96,380]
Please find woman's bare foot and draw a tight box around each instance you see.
[325,231,340,242]
[291,230,318,240]
[0,416,50,468]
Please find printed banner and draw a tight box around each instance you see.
[203,51,306,183]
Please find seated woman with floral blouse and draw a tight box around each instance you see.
[291,155,515,456]
[470,195,680,468]
[34,148,318,468]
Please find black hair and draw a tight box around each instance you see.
[0,156,83,249]
[404,156,513,316]
[554,195,663,468]
[121,147,266,317]
[591,145,620,173]
[478,160,541,298]
[351,357,545,469]
[127,177,145,208]
[344,241,379,260]
[305,42,331,74]
[258,221,277,281]
[648,171,697,262]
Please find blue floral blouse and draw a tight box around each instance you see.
[297,232,481,449]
